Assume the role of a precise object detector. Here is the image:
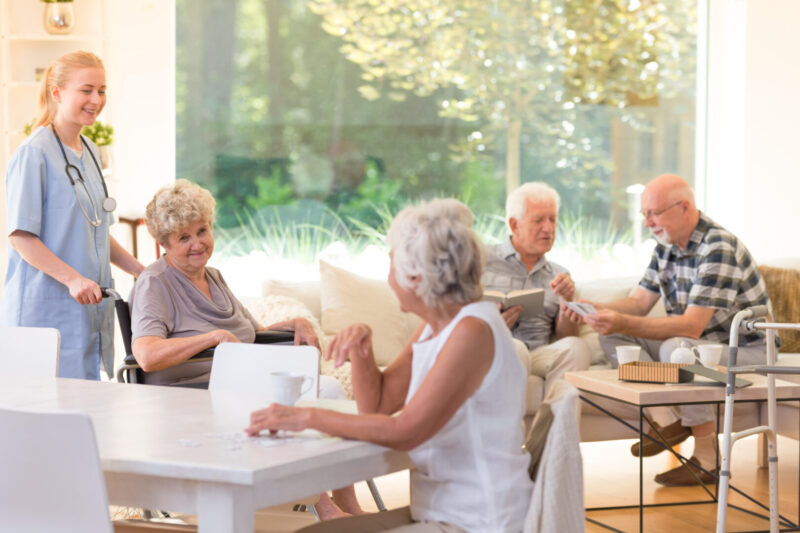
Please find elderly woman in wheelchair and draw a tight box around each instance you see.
[131,179,365,518]
[247,199,533,532]
[129,179,320,386]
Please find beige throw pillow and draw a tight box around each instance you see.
[319,260,419,366]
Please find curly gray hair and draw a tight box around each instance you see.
[387,199,485,308]
[145,179,216,245]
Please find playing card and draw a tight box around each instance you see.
[565,301,598,317]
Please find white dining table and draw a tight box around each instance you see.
[0,374,410,533]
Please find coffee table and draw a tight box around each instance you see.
[565,369,800,532]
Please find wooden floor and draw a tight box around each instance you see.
[584,435,799,533]
[365,435,800,533]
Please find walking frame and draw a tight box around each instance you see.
[717,305,800,533]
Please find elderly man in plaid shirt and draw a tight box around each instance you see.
[565,174,774,487]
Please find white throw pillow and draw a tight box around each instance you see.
[263,278,322,321]
[319,260,418,366]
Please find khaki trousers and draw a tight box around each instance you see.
[529,336,592,397]
[297,507,467,533]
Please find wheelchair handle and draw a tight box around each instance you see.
[100,287,122,300]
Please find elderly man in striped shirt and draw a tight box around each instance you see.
[566,173,774,486]
[483,182,593,399]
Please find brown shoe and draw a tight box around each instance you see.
[654,456,718,486]
[630,420,691,457]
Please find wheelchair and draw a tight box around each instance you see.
[101,287,294,386]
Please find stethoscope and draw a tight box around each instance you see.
[50,123,117,227]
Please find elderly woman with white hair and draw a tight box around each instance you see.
[247,199,533,533]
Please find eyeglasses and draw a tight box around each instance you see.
[641,201,682,220]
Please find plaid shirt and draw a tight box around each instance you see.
[639,213,771,346]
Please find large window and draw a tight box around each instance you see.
[176,0,699,288]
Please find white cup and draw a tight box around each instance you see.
[616,345,641,366]
[268,372,313,406]
[696,344,723,368]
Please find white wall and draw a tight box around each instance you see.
[104,0,173,292]
[104,0,175,220]
[0,0,172,296]
[705,0,800,262]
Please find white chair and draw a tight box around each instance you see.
[0,407,114,533]
[210,343,323,519]
[0,406,198,533]
[524,380,585,533]
[209,343,320,398]
[209,343,387,516]
[0,325,60,376]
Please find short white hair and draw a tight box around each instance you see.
[505,182,560,221]
[387,199,485,308]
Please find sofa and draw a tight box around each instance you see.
[253,257,800,444]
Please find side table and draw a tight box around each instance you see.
[565,369,800,532]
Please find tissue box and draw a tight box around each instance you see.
[618,361,694,384]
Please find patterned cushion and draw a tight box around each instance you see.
[759,265,800,353]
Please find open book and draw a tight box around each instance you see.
[482,288,545,320]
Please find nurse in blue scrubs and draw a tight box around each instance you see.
[0,51,144,379]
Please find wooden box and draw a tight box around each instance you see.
[618,361,694,384]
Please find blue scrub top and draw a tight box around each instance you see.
[1,126,115,380]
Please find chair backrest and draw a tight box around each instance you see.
[0,407,112,533]
[0,326,60,376]
[209,343,320,400]
[524,380,584,533]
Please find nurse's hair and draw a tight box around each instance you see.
[33,51,105,131]
[387,199,485,308]
[145,180,216,246]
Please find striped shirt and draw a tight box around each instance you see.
[639,213,771,346]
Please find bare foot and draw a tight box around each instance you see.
[332,486,367,515]
[314,493,351,521]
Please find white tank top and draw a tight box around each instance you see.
[406,301,533,533]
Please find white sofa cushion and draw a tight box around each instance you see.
[319,260,422,366]
[262,278,322,320]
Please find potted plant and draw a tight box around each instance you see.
[81,121,115,169]
[41,0,75,35]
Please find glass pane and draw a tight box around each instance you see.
[176,0,698,288]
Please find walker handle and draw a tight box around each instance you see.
[745,305,769,319]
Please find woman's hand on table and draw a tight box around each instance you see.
[246,404,310,436]
[325,324,373,368]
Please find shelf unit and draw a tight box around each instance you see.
[0,0,106,175]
